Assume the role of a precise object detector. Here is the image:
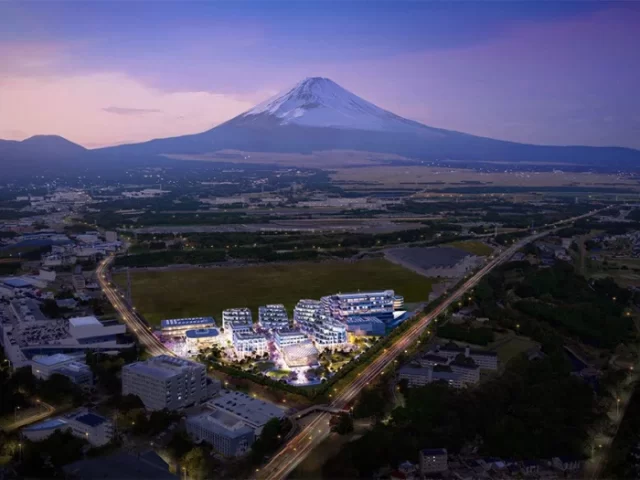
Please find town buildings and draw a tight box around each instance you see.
[122,355,218,411]
[222,308,252,331]
[420,448,448,475]
[31,353,93,387]
[160,317,216,337]
[258,304,289,330]
[22,410,114,447]
[185,390,285,457]
[232,331,268,358]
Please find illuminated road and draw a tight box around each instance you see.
[95,209,603,480]
[257,209,605,480]
[96,256,172,357]
[4,400,56,432]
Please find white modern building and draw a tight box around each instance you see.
[344,316,386,337]
[258,304,289,330]
[293,299,321,333]
[321,290,395,323]
[122,355,217,411]
[31,353,93,387]
[232,332,268,357]
[221,308,252,331]
[206,390,285,434]
[22,410,114,447]
[160,317,216,336]
[186,408,254,457]
[274,329,308,349]
[185,328,221,350]
[309,313,348,350]
[281,341,319,368]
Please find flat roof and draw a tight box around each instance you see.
[69,316,101,327]
[74,412,107,427]
[210,390,285,428]
[33,353,74,366]
[23,418,68,431]
[185,328,220,339]
[160,317,215,328]
[2,277,32,288]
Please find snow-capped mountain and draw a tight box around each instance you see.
[96,77,640,169]
[239,77,427,133]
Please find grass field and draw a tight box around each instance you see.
[115,259,434,325]
[447,240,494,256]
[489,334,539,367]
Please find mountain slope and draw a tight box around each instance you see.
[100,77,640,168]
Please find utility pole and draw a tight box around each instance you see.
[126,267,132,304]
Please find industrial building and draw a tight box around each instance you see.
[436,343,498,371]
[160,317,216,336]
[206,390,285,434]
[420,449,449,475]
[398,365,464,389]
[122,355,218,411]
[258,304,289,330]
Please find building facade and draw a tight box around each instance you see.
[160,317,216,337]
[122,355,213,411]
[321,290,395,323]
[221,308,252,331]
[258,304,289,330]
[232,332,268,357]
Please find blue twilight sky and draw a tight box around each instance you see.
[0,1,639,148]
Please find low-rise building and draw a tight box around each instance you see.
[206,390,285,434]
[122,355,216,411]
[31,353,93,387]
[420,449,448,475]
[274,329,308,349]
[309,314,348,350]
[258,304,289,330]
[398,365,464,389]
[222,308,252,331]
[186,408,254,457]
[321,290,395,323]
[282,341,319,368]
[160,317,216,337]
[437,343,498,371]
[232,331,268,357]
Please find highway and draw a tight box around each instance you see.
[96,256,172,357]
[95,208,603,480]
[257,208,603,480]
[4,400,56,432]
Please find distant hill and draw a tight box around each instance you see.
[99,77,640,168]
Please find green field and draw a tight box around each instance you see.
[447,240,494,256]
[115,259,434,325]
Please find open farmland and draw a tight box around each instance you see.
[114,259,434,325]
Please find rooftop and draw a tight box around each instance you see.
[74,412,107,427]
[69,316,102,327]
[161,316,216,328]
[32,353,74,366]
[209,390,285,428]
[185,328,220,339]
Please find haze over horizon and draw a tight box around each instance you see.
[1,1,639,149]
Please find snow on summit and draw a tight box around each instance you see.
[241,77,425,132]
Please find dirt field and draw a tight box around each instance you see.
[330,166,639,190]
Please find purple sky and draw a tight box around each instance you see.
[0,1,639,149]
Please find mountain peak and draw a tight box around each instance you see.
[239,77,423,132]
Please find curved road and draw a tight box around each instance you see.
[96,208,603,480]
